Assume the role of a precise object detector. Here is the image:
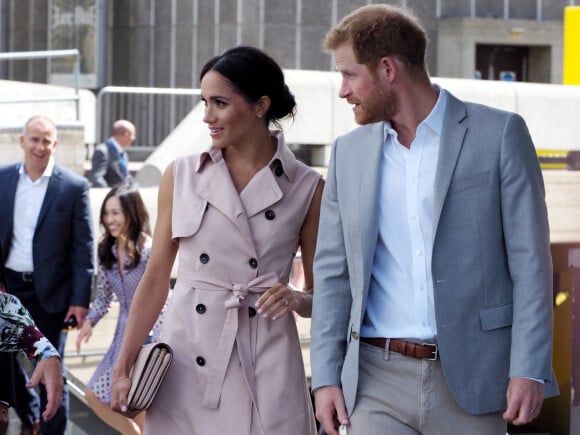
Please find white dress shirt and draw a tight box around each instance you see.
[5,158,55,272]
[361,87,447,341]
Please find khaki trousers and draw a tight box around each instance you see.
[347,342,506,435]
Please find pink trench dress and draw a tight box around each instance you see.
[145,131,320,435]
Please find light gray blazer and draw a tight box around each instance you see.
[310,91,559,415]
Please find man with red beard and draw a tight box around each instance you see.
[310,4,558,435]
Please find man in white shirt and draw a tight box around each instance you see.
[310,5,558,435]
[0,115,94,435]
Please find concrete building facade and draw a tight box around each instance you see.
[0,0,576,151]
[0,0,576,90]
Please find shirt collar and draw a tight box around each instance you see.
[19,156,55,181]
[383,85,448,140]
[194,130,298,182]
[421,85,447,136]
[109,137,124,154]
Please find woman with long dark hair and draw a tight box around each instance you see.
[76,183,152,435]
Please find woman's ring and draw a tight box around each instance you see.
[281,298,289,307]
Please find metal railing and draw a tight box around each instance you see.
[0,49,81,120]
[96,86,201,150]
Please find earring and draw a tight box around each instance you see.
[257,113,263,118]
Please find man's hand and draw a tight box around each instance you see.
[314,386,349,435]
[503,377,544,425]
[27,356,64,421]
[65,306,88,328]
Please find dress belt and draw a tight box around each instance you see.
[360,337,438,360]
[5,268,34,283]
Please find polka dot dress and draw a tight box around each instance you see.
[85,237,153,404]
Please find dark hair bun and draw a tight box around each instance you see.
[200,46,296,126]
[269,83,296,120]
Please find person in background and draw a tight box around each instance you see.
[0,115,94,435]
[0,293,64,435]
[91,119,136,187]
[110,46,323,434]
[76,183,153,435]
[310,5,558,435]
[0,245,64,435]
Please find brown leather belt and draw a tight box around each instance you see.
[360,337,438,360]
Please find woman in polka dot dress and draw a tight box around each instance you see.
[76,183,153,435]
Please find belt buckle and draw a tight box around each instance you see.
[21,272,33,283]
[422,342,438,360]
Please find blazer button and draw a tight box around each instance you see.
[199,253,209,264]
[196,356,206,366]
[195,304,206,314]
[265,210,276,220]
[249,258,258,269]
[274,166,284,177]
[248,307,257,317]
[351,331,359,340]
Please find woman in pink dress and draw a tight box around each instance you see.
[76,184,152,434]
[111,46,323,434]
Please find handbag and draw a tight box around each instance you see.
[127,342,173,410]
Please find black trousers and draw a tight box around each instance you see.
[5,270,68,434]
[0,353,15,406]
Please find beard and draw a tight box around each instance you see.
[351,82,399,125]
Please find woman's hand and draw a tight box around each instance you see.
[111,375,140,417]
[75,319,93,354]
[255,283,298,320]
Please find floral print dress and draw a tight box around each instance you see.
[0,290,59,361]
[85,236,153,404]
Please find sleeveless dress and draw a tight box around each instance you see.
[85,237,152,403]
[145,131,319,434]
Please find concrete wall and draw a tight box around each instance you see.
[103,0,572,88]
[1,0,574,88]
[0,79,97,174]
[0,79,97,142]
[437,18,564,83]
[136,70,580,187]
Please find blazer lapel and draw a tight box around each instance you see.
[194,159,255,248]
[4,166,19,221]
[1,166,20,253]
[432,93,467,237]
[36,165,61,229]
[352,123,384,291]
[241,169,282,218]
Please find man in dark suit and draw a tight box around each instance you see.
[0,115,94,435]
[90,119,136,187]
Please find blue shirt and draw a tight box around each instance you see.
[361,87,447,341]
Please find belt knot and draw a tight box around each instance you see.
[224,283,249,309]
